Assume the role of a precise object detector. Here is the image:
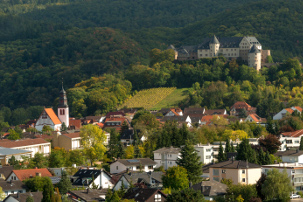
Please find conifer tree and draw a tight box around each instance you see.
[134,144,142,158]
[61,122,67,131]
[56,171,72,195]
[236,139,258,164]
[258,149,266,165]
[26,196,34,202]
[225,139,231,153]
[42,178,54,202]
[218,142,225,162]
[176,140,202,184]
[300,137,303,150]
[231,142,235,152]
[265,151,272,164]
[120,121,129,136]
[108,129,120,159]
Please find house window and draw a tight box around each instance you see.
[136,166,140,170]
[206,156,211,159]
[213,177,220,182]
[155,194,161,202]
[60,109,65,115]
[242,170,245,174]
[42,111,47,119]
[286,140,292,144]
[222,170,226,173]
[206,149,211,152]
[116,166,118,170]
[242,178,246,182]
[148,165,153,169]
[213,169,219,176]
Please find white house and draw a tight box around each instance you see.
[278,129,303,151]
[165,108,183,116]
[71,168,113,189]
[0,138,51,156]
[6,168,52,181]
[153,147,180,170]
[262,163,303,191]
[273,106,302,120]
[245,114,266,125]
[275,150,303,164]
[35,108,62,132]
[110,158,157,174]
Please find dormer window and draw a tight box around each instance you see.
[42,111,47,119]
[155,194,161,202]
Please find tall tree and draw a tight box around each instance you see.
[56,171,72,195]
[80,124,106,166]
[107,128,120,159]
[218,142,225,162]
[166,188,204,202]
[300,137,303,150]
[258,135,281,154]
[225,139,231,153]
[41,178,54,202]
[162,166,189,190]
[261,169,292,201]
[176,141,203,184]
[236,139,257,164]
[120,121,129,136]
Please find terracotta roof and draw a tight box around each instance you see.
[44,108,61,125]
[62,132,80,139]
[231,101,253,110]
[285,108,294,114]
[95,123,104,128]
[34,134,53,140]
[12,168,52,181]
[201,115,214,122]
[0,138,50,148]
[69,118,81,129]
[281,129,303,137]
[170,108,181,116]
[293,106,303,112]
[104,117,127,123]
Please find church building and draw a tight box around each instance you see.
[35,84,69,132]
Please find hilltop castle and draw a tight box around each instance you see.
[169,35,271,71]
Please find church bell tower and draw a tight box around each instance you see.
[58,82,69,128]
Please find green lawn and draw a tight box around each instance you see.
[151,88,191,110]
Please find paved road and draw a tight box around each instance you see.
[291,198,303,201]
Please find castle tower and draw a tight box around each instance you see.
[248,45,261,71]
[58,82,69,128]
[209,35,220,57]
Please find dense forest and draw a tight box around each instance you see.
[1,0,303,125]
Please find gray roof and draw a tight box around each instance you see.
[191,180,227,196]
[161,116,188,122]
[123,188,167,201]
[210,35,220,44]
[153,147,180,154]
[249,45,260,53]
[209,160,261,169]
[3,191,43,202]
[123,171,164,186]
[167,45,176,51]
[198,37,243,49]
[0,147,32,155]
[0,180,26,191]
[177,45,197,56]
[246,36,260,45]
[115,158,157,166]
[68,189,108,201]
[72,169,111,186]
[50,176,61,184]
[184,107,205,115]
[0,166,14,179]
[275,150,303,157]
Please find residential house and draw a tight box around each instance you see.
[3,191,42,202]
[69,118,82,130]
[35,108,62,132]
[183,107,205,116]
[153,147,180,170]
[123,188,167,202]
[273,106,303,120]
[230,101,256,117]
[103,117,130,131]
[0,138,51,156]
[6,168,52,181]
[160,116,191,127]
[71,168,113,189]
[0,147,32,165]
[275,150,303,164]
[120,129,143,146]
[52,132,81,151]
[0,181,26,197]
[106,112,125,118]
[245,113,266,125]
[164,108,183,116]
[191,180,227,201]
[110,158,157,174]
[0,166,14,180]
[209,160,261,185]
[85,116,103,123]
[68,188,108,202]
[204,109,227,116]
[278,129,303,151]
[113,171,164,191]
[262,163,303,191]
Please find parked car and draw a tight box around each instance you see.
[290,194,301,199]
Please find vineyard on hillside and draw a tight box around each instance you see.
[120,87,176,109]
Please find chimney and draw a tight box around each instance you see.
[36,173,41,177]
[246,160,249,168]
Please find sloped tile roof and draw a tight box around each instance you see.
[285,108,294,114]
[12,168,52,181]
[44,108,61,125]
[123,188,167,201]
[153,147,180,154]
[114,158,157,166]
[0,180,26,191]
[281,129,303,137]
[0,138,50,148]
[3,191,43,202]
[191,180,227,197]
[209,160,261,169]
[62,132,80,139]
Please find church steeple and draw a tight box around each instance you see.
[58,80,69,128]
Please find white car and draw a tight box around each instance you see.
[290,194,301,199]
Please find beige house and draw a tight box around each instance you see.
[52,132,81,151]
[209,160,261,185]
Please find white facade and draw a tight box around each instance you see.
[35,117,61,132]
[110,161,155,174]
[195,144,214,164]
[58,107,69,128]
[153,152,180,170]
[71,138,81,150]
[273,107,302,120]
[90,172,113,189]
[281,155,303,164]
[6,173,19,181]
[15,143,50,156]
[279,136,301,151]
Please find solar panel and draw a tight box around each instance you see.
[127,159,139,163]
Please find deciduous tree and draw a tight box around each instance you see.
[166,188,204,202]
[162,166,189,190]
[258,134,281,154]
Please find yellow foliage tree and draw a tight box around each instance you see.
[125,145,134,159]
[222,130,248,141]
[80,125,106,166]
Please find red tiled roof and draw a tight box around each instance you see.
[34,134,54,140]
[285,108,294,114]
[231,101,253,110]
[69,118,82,129]
[104,117,127,123]
[281,129,303,137]
[95,123,104,128]
[44,108,61,125]
[12,168,52,181]
[62,132,80,138]
[294,106,303,112]
[170,108,181,116]
[201,115,214,122]
[0,138,49,148]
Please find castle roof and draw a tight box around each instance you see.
[249,45,260,53]
[210,35,220,44]
[198,37,243,49]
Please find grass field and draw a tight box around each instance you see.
[120,87,176,109]
[151,88,191,110]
